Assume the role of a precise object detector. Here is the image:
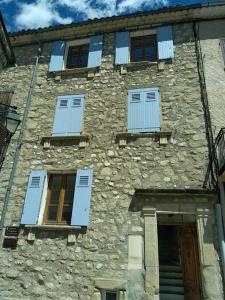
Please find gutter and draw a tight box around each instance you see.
[216,204,225,283]
[0,45,42,237]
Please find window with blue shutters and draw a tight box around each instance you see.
[49,35,103,72]
[128,88,160,133]
[21,169,93,227]
[52,94,85,136]
[115,26,174,64]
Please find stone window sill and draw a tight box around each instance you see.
[50,66,99,80]
[119,60,171,74]
[24,224,83,230]
[115,131,172,147]
[41,134,90,149]
[23,225,86,244]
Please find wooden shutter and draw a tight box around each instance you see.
[128,88,160,133]
[21,170,46,225]
[143,88,160,132]
[88,35,103,68]
[128,89,143,132]
[48,41,65,72]
[220,39,225,64]
[115,32,130,65]
[157,26,174,60]
[71,169,93,226]
[52,95,84,136]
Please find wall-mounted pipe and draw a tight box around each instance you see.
[216,204,225,283]
[0,44,43,236]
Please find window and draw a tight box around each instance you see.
[20,169,93,227]
[48,35,103,72]
[128,87,160,133]
[102,291,120,300]
[52,94,85,136]
[131,35,157,63]
[66,44,89,69]
[115,26,174,65]
[44,174,75,225]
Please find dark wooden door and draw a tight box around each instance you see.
[180,223,202,300]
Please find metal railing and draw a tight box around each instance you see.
[215,128,225,175]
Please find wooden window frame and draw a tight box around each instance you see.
[130,34,157,63]
[66,44,89,69]
[43,174,75,225]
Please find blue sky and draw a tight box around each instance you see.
[0,0,221,32]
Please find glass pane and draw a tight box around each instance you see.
[64,191,74,204]
[106,292,117,300]
[80,52,88,67]
[47,206,58,221]
[146,47,156,62]
[64,175,75,204]
[66,175,75,189]
[68,55,78,68]
[132,47,142,61]
[49,175,62,204]
[62,206,72,224]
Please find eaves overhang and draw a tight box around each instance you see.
[9,2,225,47]
[0,13,15,66]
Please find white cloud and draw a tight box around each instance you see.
[13,0,170,30]
[58,0,117,19]
[0,0,13,4]
[118,0,169,13]
[15,0,72,29]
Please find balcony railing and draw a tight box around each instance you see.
[215,128,225,175]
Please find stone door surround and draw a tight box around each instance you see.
[131,189,223,300]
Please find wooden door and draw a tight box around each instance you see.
[180,223,202,300]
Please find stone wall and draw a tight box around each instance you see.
[0,22,217,299]
[199,19,225,138]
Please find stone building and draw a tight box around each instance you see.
[0,3,225,300]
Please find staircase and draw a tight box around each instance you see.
[159,265,184,300]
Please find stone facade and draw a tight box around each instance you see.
[0,6,224,300]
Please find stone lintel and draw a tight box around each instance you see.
[94,278,126,290]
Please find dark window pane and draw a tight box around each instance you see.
[47,206,58,221]
[106,292,117,300]
[62,206,72,224]
[146,47,156,62]
[64,191,74,204]
[49,175,62,204]
[64,175,75,204]
[131,35,156,62]
[133,48,142,61]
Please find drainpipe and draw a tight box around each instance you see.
[0,44,43,237]
[216,204,225,283]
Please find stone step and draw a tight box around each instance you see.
[159,265,182,272]
[160,285,184,294]
[160,294,185,300]
[160,278,183,286]
[160,272,183,279]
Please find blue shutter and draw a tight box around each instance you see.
[88,35,103,68]
[143,88,160,132]
[115,32,130,65]
[71,169,93,226]
[52,95,84,136]
[128,88,160,133]
[157,26,174,60]
[21,170,46,225]
[128,89,143,133]
[48,41,65,72]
